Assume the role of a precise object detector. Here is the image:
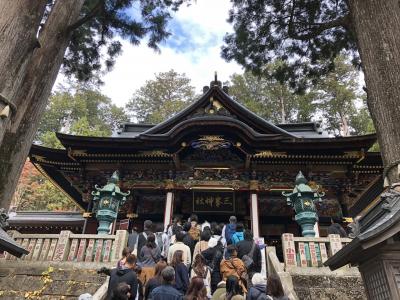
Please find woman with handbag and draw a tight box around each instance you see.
[139,233,161,287]
[220,245,248,293]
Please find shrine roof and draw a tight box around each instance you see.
[8,211,84,226]
[112,85,328,139]
[0,228,29,258]
[325,187,400,270]
[52,83,376,151]
[115,121,329,139]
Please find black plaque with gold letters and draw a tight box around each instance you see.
[193,191,235,213]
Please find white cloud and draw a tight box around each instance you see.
[99,0,242,107]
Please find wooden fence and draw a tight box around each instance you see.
[3,230,128,263]
[282,233,352,269]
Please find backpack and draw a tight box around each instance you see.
[242,242,256,269]
[225,224,236,243]
[252,289,268,300]
[188,226,200,241]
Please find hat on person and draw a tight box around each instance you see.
[78,293,93,300]
[251,273,266,286]
[201,221,211,231]
[208,237,218,248]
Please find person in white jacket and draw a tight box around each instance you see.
[167,230,192,268]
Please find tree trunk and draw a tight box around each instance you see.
[339,112,350,137]
[0,0,85,210]
[0,0,47,144]
[279,96,286,123]
[349,0,400,184]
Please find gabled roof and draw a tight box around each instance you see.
[116,121,328,138]
[141,85,298,137]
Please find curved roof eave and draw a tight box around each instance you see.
[141,86,298,138]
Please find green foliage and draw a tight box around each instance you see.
[37,88,129,147]
[24,87,129,211]
[229,57,374,137]
[61,0,191,83]
[40,132,64,149]
[222,0,356,90]
[229,66,317,123]
[315,56,371,136]
[126,69,195,123]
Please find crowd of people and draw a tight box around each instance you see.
[104,215,289,300]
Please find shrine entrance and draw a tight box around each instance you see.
[172,190,251,228]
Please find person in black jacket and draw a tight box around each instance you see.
[171,250,190,294]
[236,230,261,280]
[107,254,139,300]
[201,226,224,293]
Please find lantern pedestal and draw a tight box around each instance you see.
[96,210,118,235]
[295,211,318,237]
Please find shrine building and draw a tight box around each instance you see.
[28,78,383,249]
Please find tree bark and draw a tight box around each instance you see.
[0,0,47,144]
[339,112,350,137]
[279,96,286,123]
[0,0,85,209]
[348,0,400,184]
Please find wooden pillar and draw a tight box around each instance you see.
[250,192,260,238]
[314,222,320,237]
[164,191,174,230]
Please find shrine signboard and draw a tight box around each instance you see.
[193,191,235,213]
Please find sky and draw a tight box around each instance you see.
[98,0,242,107]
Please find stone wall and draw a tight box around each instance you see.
[0,261,107,299]
[292,273,367,300]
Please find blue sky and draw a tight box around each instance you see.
[97,0,242,106]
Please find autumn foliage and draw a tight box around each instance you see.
[12,160,77,211]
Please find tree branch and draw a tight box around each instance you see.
[288,1,350,40]
[67,0,104,33]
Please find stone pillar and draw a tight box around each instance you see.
[282,233,297,269]
[112,230,129,262]
[328,234,343,256]
[52,230,72,262]
[164,191,174,230]
[250,193,260,238]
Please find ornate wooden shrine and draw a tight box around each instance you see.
[29,78,383,242]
